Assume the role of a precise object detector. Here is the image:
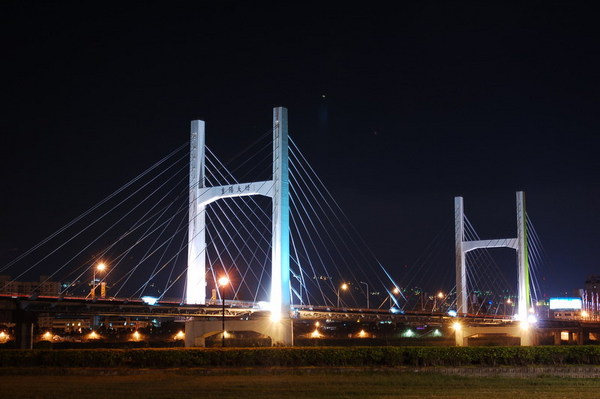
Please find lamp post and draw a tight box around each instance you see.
[91,262,106,299]
[505,298,512,317]
[390,287,400,308]
[218,276,229,347]
[337,283,348,308]
[434,291,444,312]
[360,281,369,309]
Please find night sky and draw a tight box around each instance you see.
[1,2,598,297]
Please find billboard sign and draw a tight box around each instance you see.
[549,297,582,310]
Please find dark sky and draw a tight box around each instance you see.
[1,1,598,297]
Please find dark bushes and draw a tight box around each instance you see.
[2,346,600,368]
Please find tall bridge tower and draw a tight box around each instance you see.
[187,107,291,321]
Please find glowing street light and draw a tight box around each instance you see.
[311,320,323,338]
[218,276,230,347]
[337,283,348,308]
[91,262,106,299]
[402,329,415,338]
[581,310,590,319]
[218,276,230,287]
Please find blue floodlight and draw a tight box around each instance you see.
[141,296,159,305]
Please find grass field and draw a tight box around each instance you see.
[2,370,600,399]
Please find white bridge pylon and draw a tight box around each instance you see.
[187,107,291,321]
[455,191,531,321]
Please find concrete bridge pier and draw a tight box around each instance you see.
[549,329,584,345]
[454,324,537,346]
[184,317,293,347]
[14,303,35,349]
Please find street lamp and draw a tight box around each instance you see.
[360,281,369,309]
[337,283,348,308]
[218,276,229,347]
[91,262,106,299]
[434,291,444,312]
[390,287,400,308]
[505,298,512,316]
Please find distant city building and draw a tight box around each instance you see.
[585,275,600,293]
[552,310,583,320]
[38,314,92,332]
[581,275,600,321]
[0,275,60,296]
[38,315,151,332]
[549,297,584,320]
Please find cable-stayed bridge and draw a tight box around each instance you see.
[1,107,566,347]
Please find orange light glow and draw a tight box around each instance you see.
[218,276,229,287]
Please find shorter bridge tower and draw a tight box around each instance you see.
[454,191,533,346]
